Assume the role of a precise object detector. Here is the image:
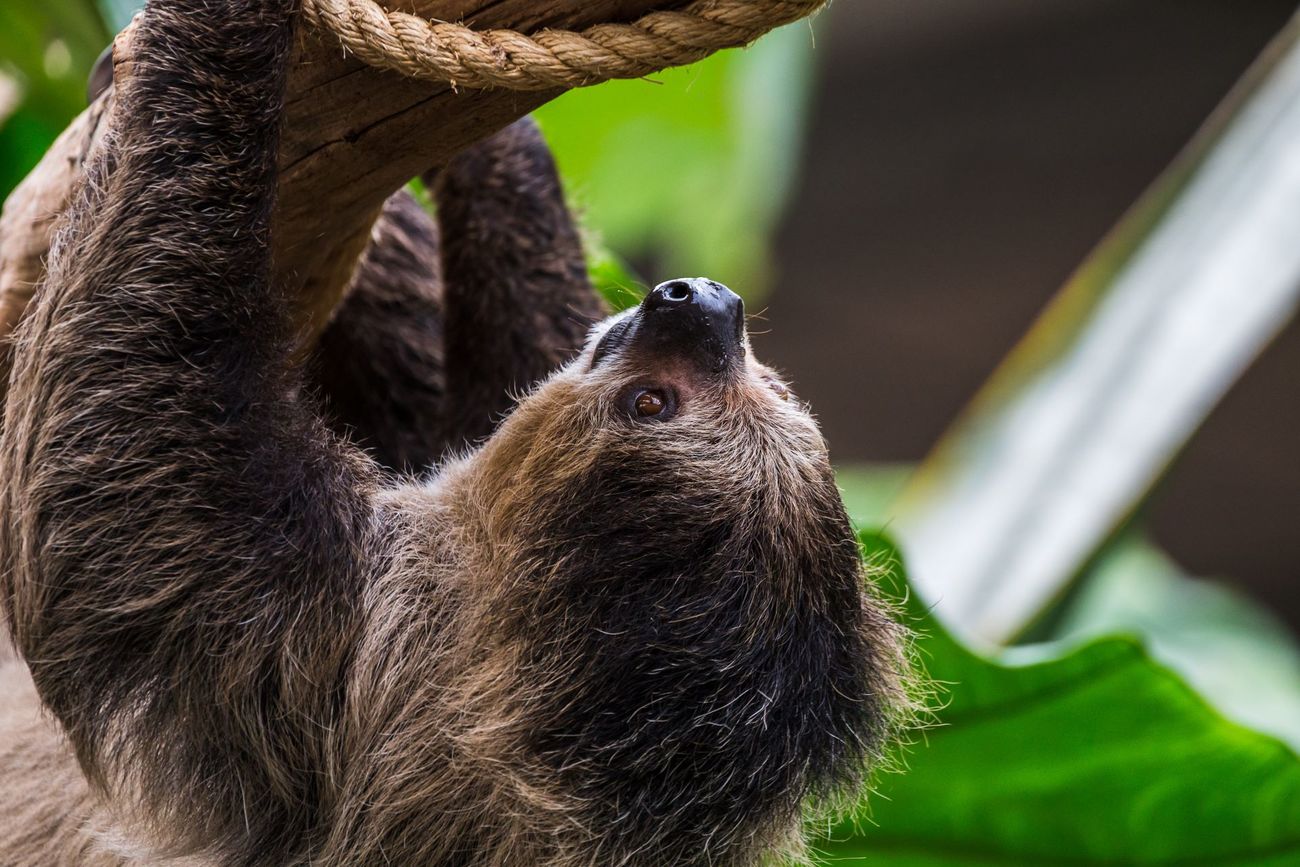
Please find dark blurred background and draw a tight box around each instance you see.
[760,0,1300,630]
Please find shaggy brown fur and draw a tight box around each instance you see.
[0,1,910,864]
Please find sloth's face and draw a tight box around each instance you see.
[475,277,845,571]
[581,277,799,427]
[525,278,832,489]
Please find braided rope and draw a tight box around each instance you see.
[300,0,827,90]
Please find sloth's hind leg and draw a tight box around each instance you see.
[433,117,606,450]
[312,191,447,474]
[312,118,604,469]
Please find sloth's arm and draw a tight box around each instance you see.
[0,0,376,858]
[434,118,607,448]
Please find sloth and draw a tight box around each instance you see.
[0,0,911,865]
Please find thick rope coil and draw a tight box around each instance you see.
[300,0,828,90]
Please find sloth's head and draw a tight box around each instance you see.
[454,279,910,854]
[471,277,875,610]
[478,277,844,556]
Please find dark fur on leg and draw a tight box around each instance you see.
[312,189,447,474]
[310,120,603,472]
[434,118,606,449]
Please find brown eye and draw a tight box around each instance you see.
[635,390,666,417]
[622,387,677,422]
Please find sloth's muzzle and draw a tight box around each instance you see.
[634,278,745,375]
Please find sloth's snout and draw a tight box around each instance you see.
[636,278,745,373]
[643,279,744,340]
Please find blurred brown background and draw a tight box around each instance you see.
[760,0,1300,628]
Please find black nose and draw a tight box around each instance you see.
[637,279,745,372]
[645,279,699,308]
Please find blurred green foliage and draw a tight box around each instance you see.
[1055,531,1300,751]
[839,465,1300,751]
[0,0,108,196]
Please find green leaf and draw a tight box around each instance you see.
[404,175,434,215]
[0,0,110,202]
[584,237,646,313]
[890,16,1300,643]
[534,19,816,300]
[814,533,1300,866]
[0,104,64,200]
[1051,533,1300,752]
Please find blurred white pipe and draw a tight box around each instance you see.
[894,15,1300,645]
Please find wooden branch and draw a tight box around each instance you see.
[0,0,682,398]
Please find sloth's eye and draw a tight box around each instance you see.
[635,390,666,417]
[623,387,676,422]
